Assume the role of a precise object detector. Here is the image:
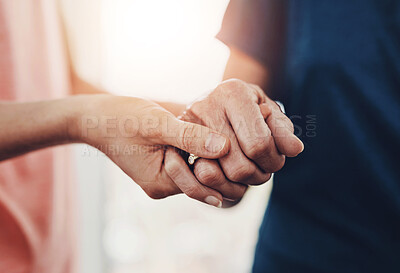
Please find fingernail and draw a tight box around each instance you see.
[205,196,222,208]
[205,133,226,153]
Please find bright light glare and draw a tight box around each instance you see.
[110,0,227,49]
[121,1,188,49]
[101,0,230,102]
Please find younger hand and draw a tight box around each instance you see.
[71,94,231,207]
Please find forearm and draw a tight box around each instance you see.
[223,46,269,92]
[0,97,83,161]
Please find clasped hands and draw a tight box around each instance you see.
[74,79,303,208]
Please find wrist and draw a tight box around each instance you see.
[64,95,86,144]
[66,94,108,145]
[68,94,131,147]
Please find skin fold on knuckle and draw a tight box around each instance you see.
[249,137,276,172]
[183,102,204,122]
[249,84,267,104]
[178,123,198,151]
[225,184,247,200]
[220,79,247,93]
[164,159,182,180]
[236,186,248,199]
[284,116,295,133]
[250,173,272,186]
[245,137,270,160]
[226,163,255,182]
[272,113,294,135]
[183,185,203,200]
[268,156,286,173]
[197,168,221,187]
[213,81,245,107]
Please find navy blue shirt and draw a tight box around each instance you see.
[218,1,400,272]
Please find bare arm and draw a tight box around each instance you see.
[223,46,269,90]
[0,97,80,160]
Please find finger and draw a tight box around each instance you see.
[251,84,303,157]
[194,159,248,201]
[164,147,223,208]
[161,116,230,159]
[221,154,272,185]
[260,102,304,157]
[190,106,273,183]
[248,83,268,104]
[140,170,182,200]
[216,123,273,183]
[179,84,274,181]
[223,87,285,173]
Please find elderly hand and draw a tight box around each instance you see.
[164,79,303,203]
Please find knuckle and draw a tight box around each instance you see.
[185,101,205,120]
[254,84,263,93]
[164,160,181,179]
[246,138,270,159]
[264,137,276,155]
[272,114,294,134]
[184,185,200,199]
[178,124,196,150]
[226,163,256,182]
[224,78,247,89]
[197,167,220,186]
[268,156,286,173]
[219,79,248,96]
[251,173,272,186]
[250,84,266,101]
[268,100,283,113]
[285,118,295,133]
[230,185,248,200]
[271,100,282,111]
[275,114,293,129]
[238,186,248,198]
[248,138,276,164]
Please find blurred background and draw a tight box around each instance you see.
[60,1,272,272]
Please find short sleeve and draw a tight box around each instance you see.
[217,0,288,69]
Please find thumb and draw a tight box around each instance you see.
[161,117,230,159]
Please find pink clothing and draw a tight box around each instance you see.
[0,1,76,273]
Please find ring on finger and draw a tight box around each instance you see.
[188,154,200,165]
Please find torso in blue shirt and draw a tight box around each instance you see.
[219,0,400,272]
[253,1,400,272]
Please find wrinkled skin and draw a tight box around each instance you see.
[164,79,303,203]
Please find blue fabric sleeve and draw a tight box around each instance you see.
[216,0,288,69]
